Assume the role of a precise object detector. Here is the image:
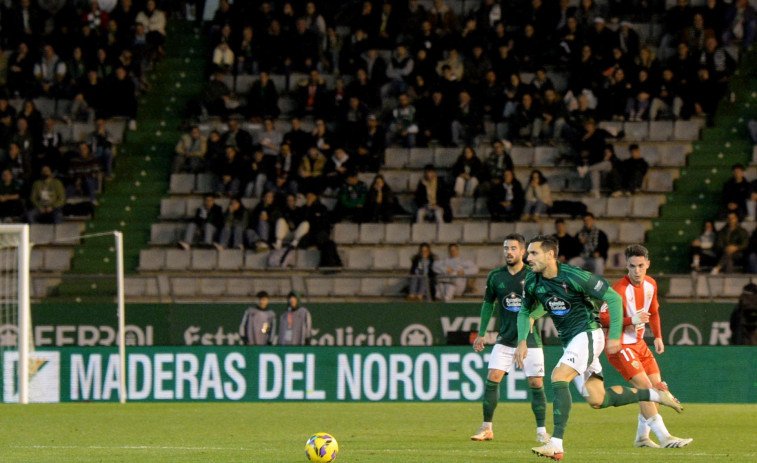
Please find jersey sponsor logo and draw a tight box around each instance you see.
[547,296,571,316]
[593,280,603,292]
[503,292,522,313]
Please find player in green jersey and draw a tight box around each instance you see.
[514,235,683,461]
[471,234,549,444]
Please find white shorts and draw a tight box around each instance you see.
[558,329,605,397]
[488,344,545,378]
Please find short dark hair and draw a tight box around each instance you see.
[503,233,526,247]
[528,234,559,257]
[732,163,745,171]
[584,212,595,219]
[256,291,269,298]
[629,143,639,151]
[624,244,649,261]
[554,218,565,225]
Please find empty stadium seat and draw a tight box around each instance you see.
[673,120,701,141]
[623,121,649,141]
[462,222,488,243]
[631,195,661,217]
[333,223,359,244]
[381,170,409,192]
[408,148,434,168]
[217,249,244,270]
[195,173,215,193]
[723,277,752,298]
[648,121,673,141]
[582,197,607,216]
[361,278,386,296]
[533,146,558,166]
[346,248,373,269]
[514,221,540,239]
[600,222,619,243]
[411,223,437,243]
[160,198,187,219]
[511,146,534,166]
[305,277,333,297]
[169,174,195,194]
[450,197,474,217]
[476,247,502,270]
[244,251,268,269]
[384,223,411,243]
[172,277,199,297]
[43,249,72,271]
[373,248,400,269]
[489,222,516,242]
[296,250,321,269]
[384,148,408,168]
[190,249,217,270]
[645,170,674,192]
[667,277,694,298]
[30,225,54,245]
[150,223,182,245]
[434,147,460,167]
[139,249,166,271]
[359,223,385,243]
[165,249,191,270]
[658,144,689,166]
[605,197,632,218]
[619,222,646,243]
[331,278,363,296]
[226,278,254,297]
[437,223,463,242]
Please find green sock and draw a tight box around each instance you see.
[601,387,646,408]
[552,381,571,439]
[483,379,499,422]
[530,386,547,428]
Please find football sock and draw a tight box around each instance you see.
[601,387,649,408]
[552,381,572,440]
[530,386,547,428]
[636,413,651,440]
[483,379,499,422]
[550,437,564,452]
[647,414,671,441]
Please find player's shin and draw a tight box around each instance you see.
[483,379,500,424]
[552,381,572,440]
[601,386,650,408]
[530,386,547,428]
[636,412,652,440]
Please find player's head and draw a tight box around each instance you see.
[502,233,526,267]
[526,234,559,274]
[624,244,650,285]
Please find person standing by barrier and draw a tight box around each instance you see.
[278,291,312,346]
[239,291,276,345]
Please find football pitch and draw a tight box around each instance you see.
[1,402,754,462]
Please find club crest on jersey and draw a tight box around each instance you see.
[503,292,522,312]
[631,360,641,370]
[547,296,571,315]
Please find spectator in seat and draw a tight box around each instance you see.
[277,291,312,346]
[33,44,66,98]
[366,174,397,223]
[199,71,233,119]
[245,71,279,120]
[711,211,750,274]
[569,212,609,275]
[298,147,328,194]
[274,193,310,249]
[211,42,234,74]
[86,118,116,179]
[650,68,684,121]
[687,68,720,121]
[722,0,757,51]
[538,88,567,142]
[333,170,368,224]
[408,242,437,301]
[324,148,353,192]
[243,150,274,198]
[0,169,24,222]
[508,92,542,146]
[552,218,581,263]
[690,219,717,271]
[354,114,384,172]
[106,66,137,130]
[178,194,224,250]
[135,0,167,60]
[37,118,63,175]
[415,164,452,223]
[311,118,335,156]
[450,90,482,147]
[487,169,524,222]
[282,117,313,159]
[27,165,65,224]
[418,90,453,147]
[721,163,750,220]
[297,69,328,118]
[246,190,278,251]
[522,169,552,222]
[214,146,243,198]
[382,44,414,100]
[256,118,282,157]
[299,190,332,250]
[267,144,298,197]
[173,125,207,174]
[611,143,648,196]
[222,119,253,157]
[433,243,479,301]
[3,143,31,187]
[215,197,249,250]
[386,93,419,148]
[65,142,101,204]
[478,139,514,199]
[452,146,482,197]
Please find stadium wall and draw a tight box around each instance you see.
[8,302,740,348]
[2,346,754,404]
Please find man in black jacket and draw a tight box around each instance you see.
[178,194,224,250]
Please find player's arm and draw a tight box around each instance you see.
[473,273,496,352]
[649,282,664,354]
[515,280,536,367]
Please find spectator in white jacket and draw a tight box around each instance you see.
[522,169,552,221]
[433,244,479,301]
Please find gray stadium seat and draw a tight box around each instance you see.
[169,174,195,194]
[619,222,646,243]
[385,277,407,296]
[639,145,661,166]
[244,251,268,269]
[30,225,54,245]
[434,147,460,167]
[533,146,558,166]
[346,248,373,269]
[72,122,92,142]
[463,222,488,243]
[398,246,417,269]
[373,248,400,269]
[381,170,409,192]
[165,249,191,270]
[359,223,385,243]
[489,222,516,242]
[658,144,689,166]
[582,197,607,216]
[605,197,632,218]
[623,121,649,141]
[599,222,619,243]
[333,223,359,244]
[160,198,187,219]
[476,247,502,270]
[648,121,673,141]
[450,197,474,217]
[723,277,752,298]
[226,278,253,297]
[331,278,362,297]
[139,249,166,271]
[30,249,43,271]
[437,223,463,243]
[515,222,540,239]
[598,121,623,136]
[306,277,333,297]
[172,278,199,297]
[43,249,72,271]
[104,119,126,144]
[645,170,674,192]
[195,173,216,193]
[55,223,81,244]
[667,277,693,297]
[408,148,434,168]
[150,223,182,245]
[384,148,409,168]
[631,195,661,217]
[411,223,437,243]
[217,249,244,270]
[696,275,723,298]
[296,250,321,269]
[385,223,411,243]
[511,146,534,166]
[190,249,217,270]
[673,120,701,141]
[360,278,386,296]
[124,278,147,298]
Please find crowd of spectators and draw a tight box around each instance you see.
[0,0,171,224]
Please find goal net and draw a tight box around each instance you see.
[0,224,32,403]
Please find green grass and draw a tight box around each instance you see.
[0,403,754,462]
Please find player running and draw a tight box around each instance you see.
[515,235,683,461]
[471,234,549,444]
[600,245,693,449]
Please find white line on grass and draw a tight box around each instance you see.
[11,445,254,451]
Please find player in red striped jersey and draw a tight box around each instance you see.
[600,244,693,449]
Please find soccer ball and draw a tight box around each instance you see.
[305,432,339,462]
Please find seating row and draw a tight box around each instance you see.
[667,275,757,299]
[28,223,82,245]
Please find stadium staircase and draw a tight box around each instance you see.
[48,22,207,302]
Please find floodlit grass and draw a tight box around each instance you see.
[0,402,754,462]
